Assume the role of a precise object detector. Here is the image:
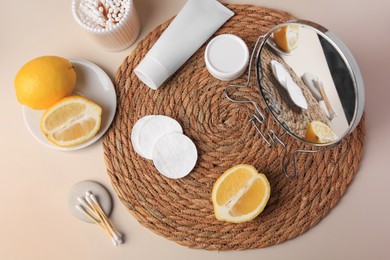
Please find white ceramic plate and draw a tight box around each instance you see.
[22,59,117,151]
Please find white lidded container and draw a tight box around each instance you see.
[205,34,249,81]
[72,0,140,52]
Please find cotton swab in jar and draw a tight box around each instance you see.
[76,0,130,30]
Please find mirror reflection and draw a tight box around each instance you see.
[258,23,356,144]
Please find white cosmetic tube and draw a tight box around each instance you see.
[134,0,234,90]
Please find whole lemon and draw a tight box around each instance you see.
[14,56,76,110]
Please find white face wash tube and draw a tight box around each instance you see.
[134,0,234,90]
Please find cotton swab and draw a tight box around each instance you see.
[90,195,123,241]
[76,0,130,30]
[313,78,337,120]
[77,197,96,215]
[76,192,123,246]
[85,192,123,243]
[76,205,119,246]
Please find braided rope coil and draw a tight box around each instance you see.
[103,5,365,250]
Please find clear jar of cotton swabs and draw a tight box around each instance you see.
[72,0,140,51]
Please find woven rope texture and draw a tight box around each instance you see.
[103,5,365,250]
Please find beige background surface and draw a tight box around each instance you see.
[1,0,389,259]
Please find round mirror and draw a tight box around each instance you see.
[256,20,364,146]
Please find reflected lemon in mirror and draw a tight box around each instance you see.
[273,25,300,53]
[212,164,270,223]
[14,56,76,110]
[305,121,338,143]
[40,96,102,147]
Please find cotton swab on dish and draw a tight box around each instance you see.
[76,192,123,246]
[76,205,119,246]
[88,192,123,242]
[86,191,123,242]
[313,78,337,120]
[82,194,123,245]
[84,192,123,243]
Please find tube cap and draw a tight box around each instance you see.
[134,56,170,90]
[205,34,249,81]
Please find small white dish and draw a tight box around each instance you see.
[67,180,112,223]
[22,59,117,151]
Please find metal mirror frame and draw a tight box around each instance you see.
[255,20,365,147]
[224,20,365,177]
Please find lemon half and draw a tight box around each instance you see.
[273,25,300,53]
[304,121,338,143]
[212,164,271,223]
[40,96,102,147]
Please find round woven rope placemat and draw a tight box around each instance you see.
[103,5,365,250]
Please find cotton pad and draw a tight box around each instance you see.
[152,133,198,179]
[286,76,308,109]
[271,60,308,109]
[131,115,156,158]
[137,115,183,160]
[271,60,287,90]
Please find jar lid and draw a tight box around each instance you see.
[205,34,249,81]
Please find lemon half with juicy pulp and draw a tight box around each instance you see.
[273,24,300,53]
[304,121,338,143]
[40,96,102,147]
[212,164,271,223]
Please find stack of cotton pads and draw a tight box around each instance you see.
[131,115,198,179]
[271,60,308,109]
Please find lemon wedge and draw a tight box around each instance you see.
[304,121,338,143]
[273,25,300,53]
[212,164,271,223]
[40,96,102,147]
